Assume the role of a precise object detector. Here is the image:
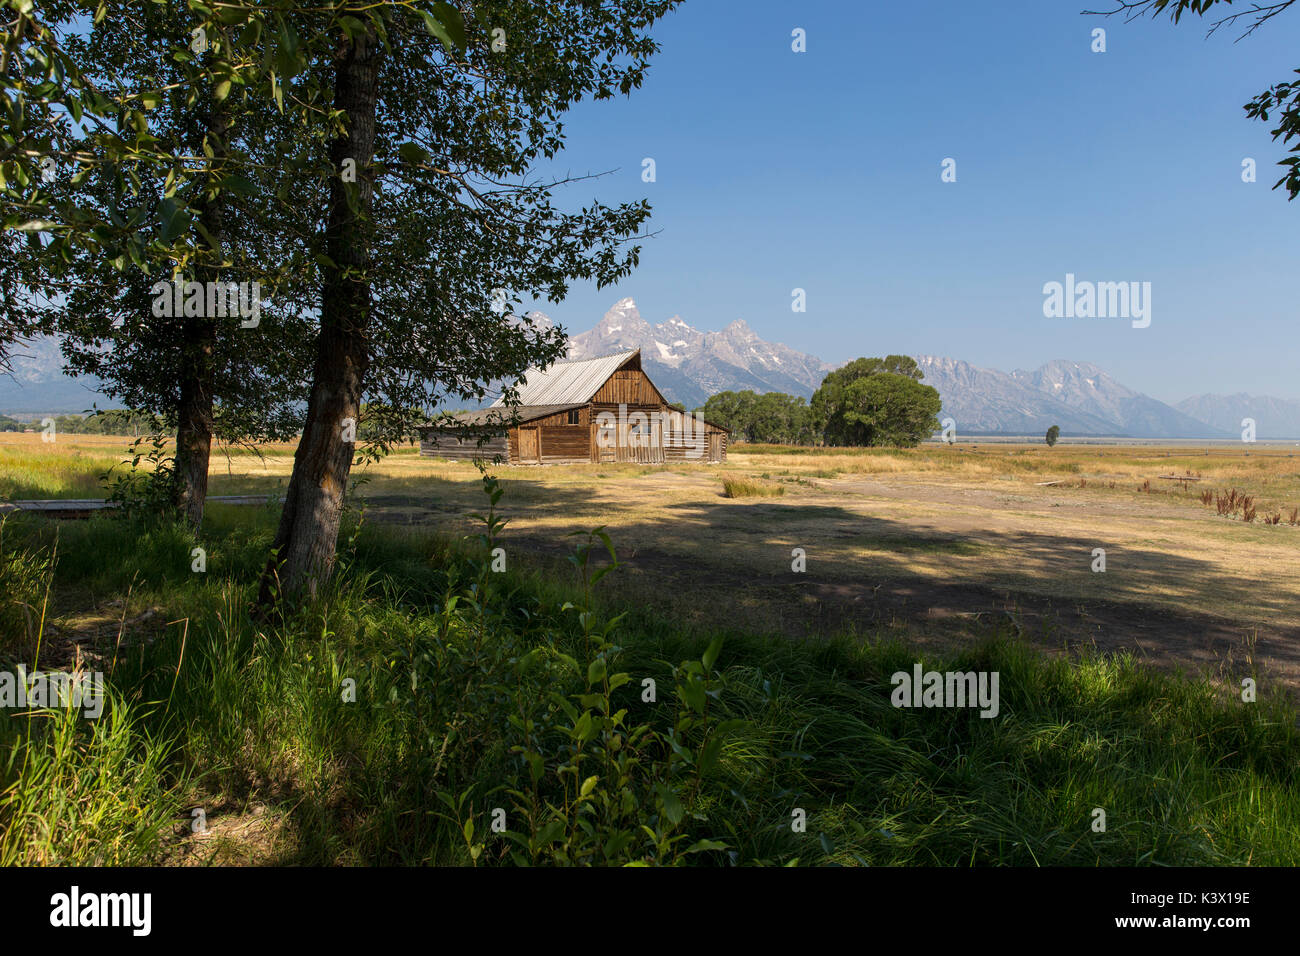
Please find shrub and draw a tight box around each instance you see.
[722,477,784,499]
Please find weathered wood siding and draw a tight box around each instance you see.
[509,426,537,464]
[656,409,727,463]
[531,407,588,427]
[420,431,509,461]
[592,369,666,407]
[539,425,590,463]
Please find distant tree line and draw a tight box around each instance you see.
[695,355,942,448]
[695,391,818,445]
[0,410,166,435]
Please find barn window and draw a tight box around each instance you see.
[567,409,580,425]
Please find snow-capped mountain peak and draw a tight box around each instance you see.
[564,299,835,407]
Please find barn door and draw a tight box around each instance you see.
[709,433,723,462]
[519,427,539,463]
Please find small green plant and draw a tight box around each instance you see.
[427,477,739,865]
[0,515,54,661]
[101,434,179,519]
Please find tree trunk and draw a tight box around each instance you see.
[256,23,379,607]
[171,104,229,527]
[172,313,216,526]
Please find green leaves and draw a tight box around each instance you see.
[156,196,192,243]
[677,673,706,714]
[812,356,942,448]
[701,634,723,673]
[419,2,466,52]
[655,784,683,826]
[238,17,263,49]
[217,172,257,196]
[397,141,429,166]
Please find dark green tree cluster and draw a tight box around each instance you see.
[695,390,816,445]
[53,410,168,435]
[694,356,942,449]
[809,355,942,448]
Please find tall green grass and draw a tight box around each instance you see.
[1,489,1298,865]
[0,447,119,499]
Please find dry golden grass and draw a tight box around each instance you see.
[6,433,1299,646]
[721,476,783,498]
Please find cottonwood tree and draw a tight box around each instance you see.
[255,0,678,607]
[48,4,322,525]
[1089,1,1300,200]
[3,1,312,525]
[697,390,816,445]
[811,356,942,447]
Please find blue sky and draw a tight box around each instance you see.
[532,0,1300,403]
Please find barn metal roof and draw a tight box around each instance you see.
[490,349,639,407]
[423,404,585,429]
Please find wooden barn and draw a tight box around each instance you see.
[419,349,729,465]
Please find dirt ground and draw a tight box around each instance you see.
[347,451,1300,697]
[7,433,1298,694]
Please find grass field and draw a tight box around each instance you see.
[2,432,1298,865]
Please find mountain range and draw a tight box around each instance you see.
[4,298,1298,438]
[557,297,836,409]
[916,356,1238,438]
[1173,393,1300,441]
[0,338,112,416]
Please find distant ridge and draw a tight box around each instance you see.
[1175,393,1300,440]
[913,356,1229,439]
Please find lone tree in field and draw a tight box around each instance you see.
[1046,425,1060,447]
[254,0,678,607]
[1090,1,1300,201]
[810,356,942,448]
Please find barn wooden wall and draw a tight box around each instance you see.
[592,369,666,407]
[421,380,729,465]
[419,431,509,461]
[508,424,590,464]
